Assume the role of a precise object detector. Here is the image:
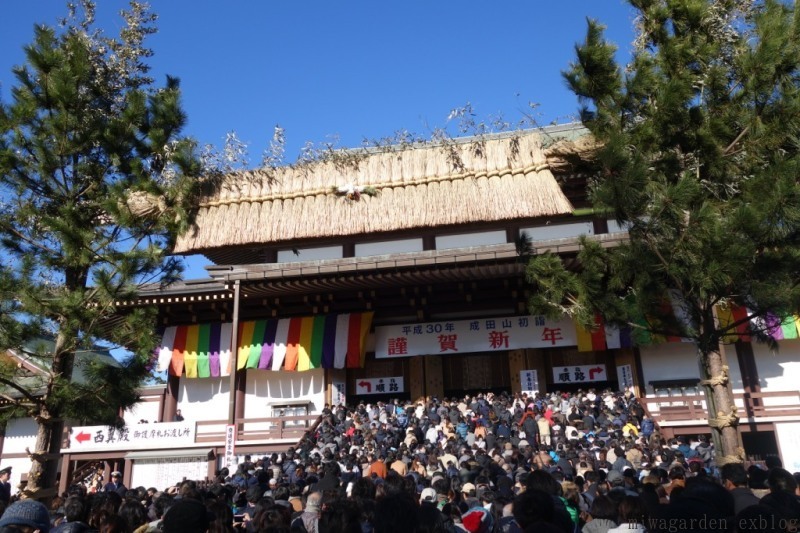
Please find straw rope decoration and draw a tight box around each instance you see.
[197,163,552,208]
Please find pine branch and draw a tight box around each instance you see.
[723,126,750,156]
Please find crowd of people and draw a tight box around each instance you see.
[1,388,799,533]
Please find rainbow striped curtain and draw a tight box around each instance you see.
[575,304,800,352]
[157,312,373,378]
[575,314,634,352]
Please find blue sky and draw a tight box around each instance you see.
[1,1,637,278]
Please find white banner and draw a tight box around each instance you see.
[520,369,539,395]
[332,381,347,406]
[132,456,210,490]
[375,315,577,358]
[617,364,634,389]
[552,364,608,385]
[775,422,800,472]
[224,424,236,469]
[354,376,404,396]
[68,422,195,452]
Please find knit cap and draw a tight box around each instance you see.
[0,499,51,533]
[461,507,494,533]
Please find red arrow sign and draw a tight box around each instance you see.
[75,431,91,443]
[589,367,604,380]
[358,380,372,393]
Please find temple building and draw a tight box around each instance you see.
[2,124,799,492]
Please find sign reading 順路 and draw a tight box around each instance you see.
[552,364,608,384]
[354,376,404,395]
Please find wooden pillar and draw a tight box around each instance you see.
[228,280,242,424]
[733,340,761,435]
[58,454,71,496]
[508,349,526,394]
[207,451,218,481]
[123,458,133,489]
[423,355,443,399]
[324,369,331,405]
[163,374,180,422]
[234,371,246,421]
[592,217,609,235]
[734,341,760,393]
[409,357,425,402]
[632,347,646,396]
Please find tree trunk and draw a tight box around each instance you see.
[699,346,745,465]
[23,409,64,502]
[25,325,75,501]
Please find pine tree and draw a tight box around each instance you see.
[0,1,201,498]
[526,0,800,464]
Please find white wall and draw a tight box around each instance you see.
[639,341,744,394]
[124,400,161,425]
[1,418,38,491]
[3,418,38,454]
[639,343,700,394]
[753,339,800,392]
[775,422,800,472]
[727,346,744,393]
[355,238,424,257]
[0,456,32,495]
[520,221,594,241]
[243,368,325,418]
[606,220,630,233]
[277,246,343,263]
[177,377,230,422]
[435,230,507,250]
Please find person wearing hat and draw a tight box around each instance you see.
[103,471,127,497]
[0,466,11,504]
[461,507,494,533]
[420,487,438,505]
[0,499,51,533]
[461,482,477,498]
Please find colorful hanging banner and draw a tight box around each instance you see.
[156,323,233,377]
[574,302,800,350]
[158,313,373,378]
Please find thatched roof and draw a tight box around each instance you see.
[174,127,587,256]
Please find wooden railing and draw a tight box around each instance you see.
[742,391,800,418]
[640,390,800,423]
[194,413,323,444]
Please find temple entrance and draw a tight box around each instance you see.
[442,352,511,398]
